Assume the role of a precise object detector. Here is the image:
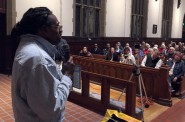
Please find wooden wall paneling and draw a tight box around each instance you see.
[0,0,6,13]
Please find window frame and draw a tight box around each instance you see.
[74,0,105,37]
[161,0,173,38]
[131,0,148,38]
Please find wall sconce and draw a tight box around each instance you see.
[155,0,158,1]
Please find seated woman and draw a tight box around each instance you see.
[79,47,93,57]
[168,52,184,95]
[120,47,136,65]
[141,49,163,69]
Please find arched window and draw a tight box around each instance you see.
[131,0,148,38]
[161,0,173,38]
[75,0,105,37]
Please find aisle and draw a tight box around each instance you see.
[151,98,185,122]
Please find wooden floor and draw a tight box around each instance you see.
[89,83,181,122]
[0,74,184,122]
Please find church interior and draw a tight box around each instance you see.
[1,0,185,122]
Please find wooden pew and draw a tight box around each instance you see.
[72,55,172,106]
[92,54,106,60]
[68,70,140,119]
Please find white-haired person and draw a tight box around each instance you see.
[143,43,151,55]
[141,49,163,69]
[165,46,175,67]
[159,43,167,56]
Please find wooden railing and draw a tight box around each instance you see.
[68,70,138,118]
[92,54,106,60]
[72,55,172,106]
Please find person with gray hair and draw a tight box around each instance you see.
[11,7,75,122]
[141,49,163,69]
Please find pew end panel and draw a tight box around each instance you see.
[156,67,172,106]
[179,76,185,98]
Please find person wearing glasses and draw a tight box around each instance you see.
[11,7,75,122]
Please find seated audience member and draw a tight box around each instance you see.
[153,44,158,49]
[182,45,185,53]
[178,42,183,52]
[120,47,136,65]
[140,41,146,51]
[134,44,145,57]
[105,47,119,62]
[79,47,93,57]
[147,48,153,55]
[115,43,123,54]
[91,43,102,54]
[117,41,124,51]
[143,43,150,55]
[165,47,175,66]
[182,54,185,62]
[159,44,167,56]
[175,45,180,52]
[124,43,132,54]
[168,52,184,95]
[171,42,176,48]
[133,48,144,64]
[141,49,163,69]
[103,43,111,55]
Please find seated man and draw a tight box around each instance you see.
[168,52,184,94]
[115,43,123,54]
[117,41,124,51]
[91,43,102,54]
[165,47,175,66]
[79,47,93,57]
[141,49,163,69]
[103,43,111,55]
[105,47,119,62]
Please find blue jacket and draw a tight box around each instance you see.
[12,34,72,122]
[172,60,184,78]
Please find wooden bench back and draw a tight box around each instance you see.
[73,55,172,106]
[68,71,137,117]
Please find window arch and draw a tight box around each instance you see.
[74,0,105,37]
[131,0,148,38]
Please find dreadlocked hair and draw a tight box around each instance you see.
[11,7,52,38]
[10,7,53,66]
